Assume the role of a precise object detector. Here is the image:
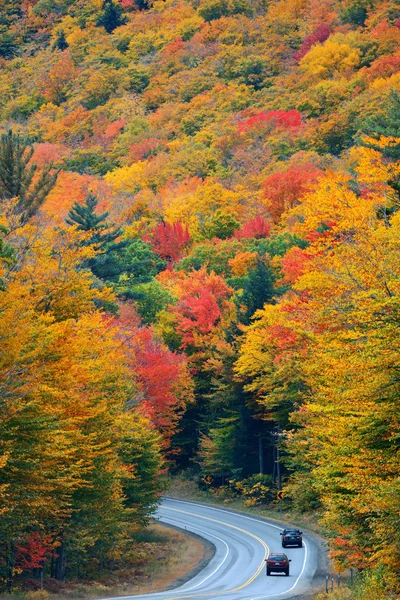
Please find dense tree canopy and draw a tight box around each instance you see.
[0,0,399,595]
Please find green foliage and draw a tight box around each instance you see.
[230,257,275,324]
[0,224,15,289]
[0,130,59,225]
[120,239,167,285]
[131,279,174,323]
[67,202,165,293]
[66,193,128,282]
[125,65,150,93]
[201,210,240,240]
[359,90,400,159]
[0,29,17,59]
[64,148,117,176]
[53,30,68,51]
[198,0,230,21]
[197,0,252,21]
[97,0,127,33]
[340,0,374,26]
[177,239,244,276]
[198,417,239,479]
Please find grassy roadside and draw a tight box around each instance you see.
[2,524,208,600]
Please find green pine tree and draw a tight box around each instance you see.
[360,90,400,159]
[0,225,14,289]
[53,30,69,51]
[135,0,151,9]
[97,0,126,34]
[67,194,167,294]
[0,130,59,225]
[66,193,127,281]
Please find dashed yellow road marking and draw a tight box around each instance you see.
[162,506,269,599]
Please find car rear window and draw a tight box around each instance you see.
[270,556,285,561]
[286,530,299,535]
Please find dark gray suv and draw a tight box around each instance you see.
[280,528,303,547]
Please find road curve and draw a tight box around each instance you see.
[104,497,320,600]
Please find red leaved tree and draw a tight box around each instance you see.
[238,110,303,133]
[280,246,312,284]
[173,268,232,347]
[234,216,271,240]
[263,165,321,222]
[15,533,54,572]
[112,304,193,454]
[293,24,331,62]
[144,221,191,265]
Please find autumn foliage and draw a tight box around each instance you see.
[263,165,322,222]
[144,221,191,264]
[1,0,399,594]
[234,216,271,240]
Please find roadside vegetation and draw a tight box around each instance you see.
[0,524,207,600]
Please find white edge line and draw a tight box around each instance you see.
[159,515,230,592]
[249,539,308,600]
[163,498,309,599]
[96,518,230,600]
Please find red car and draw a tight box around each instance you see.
[266,553,291,576]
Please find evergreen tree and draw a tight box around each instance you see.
[135,0,151,9]
[66,193,127,281]
[230,257,275,324]
[359,90,400,159]
[0,131,59,225]
[97,0,126,34]
[67,195,167,301]
[0,225,14,290]
[53,30,68,51]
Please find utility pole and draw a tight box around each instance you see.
[277,442,281,491]
[272,427,283,513]
[277,442,282,514]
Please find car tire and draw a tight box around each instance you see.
[299,542,302,547]
[285,568,289,576]
[282,543,286,548]
[267,568,271,576]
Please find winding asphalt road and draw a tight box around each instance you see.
[106,497,320,600]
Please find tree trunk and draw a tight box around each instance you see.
[258,436,264,474]
[55,537,65,581]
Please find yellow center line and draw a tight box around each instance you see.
[162,506,269,599]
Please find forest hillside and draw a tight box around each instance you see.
[0,0,399,597]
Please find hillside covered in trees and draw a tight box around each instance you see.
[0,0,399,596]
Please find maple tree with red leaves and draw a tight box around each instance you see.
[263,165,321,222]
[238,110,303,133]
[112,304,193,453]
[293,24,331,62]
[280,246,311,284]
[144,221,191,265]
[173,269,232,347]
[129,138,167,162]
[234,216,271,240]
[15,533,54,572]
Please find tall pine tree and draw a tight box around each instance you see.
[52,30,68,51]
[0,130,59,225]
[97,0,126,33]
[66,193,127,281]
